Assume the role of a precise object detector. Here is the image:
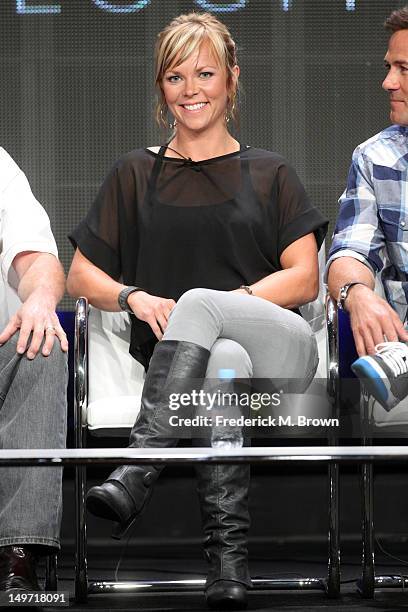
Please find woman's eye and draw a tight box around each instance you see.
[167,75,181,83]
[200,71,213,78]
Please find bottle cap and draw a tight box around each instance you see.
[218,368,236,379]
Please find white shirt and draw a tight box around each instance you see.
[0,148,58,331]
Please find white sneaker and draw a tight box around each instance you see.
[351,342,408,411]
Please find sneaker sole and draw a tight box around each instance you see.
[351,356,399,411]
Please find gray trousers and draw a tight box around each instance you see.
[163,288,318,384]
[0,333,67,549]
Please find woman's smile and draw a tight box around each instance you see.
[180,102,209,112]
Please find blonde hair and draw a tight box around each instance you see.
[154,12,239,128]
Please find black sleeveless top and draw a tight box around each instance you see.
[69,145,328,369]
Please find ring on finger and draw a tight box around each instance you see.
[45,325,56,333]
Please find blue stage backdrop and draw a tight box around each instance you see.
[1,0,402,307]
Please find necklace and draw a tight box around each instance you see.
[163,144,192,162]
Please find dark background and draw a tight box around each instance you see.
[4,2,408,579]
[0,0,403,308]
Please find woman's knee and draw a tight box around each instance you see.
[206,339,253,379]
[164,288,221,341]
[175,288,217,312]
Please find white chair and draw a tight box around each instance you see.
[85,307,144,435]
[74,242,341,602]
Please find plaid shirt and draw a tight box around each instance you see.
[327,124,408,323]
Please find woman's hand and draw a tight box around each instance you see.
[67,250,176,339]
[128,291,176,339]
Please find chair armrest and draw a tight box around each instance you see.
[74,297,89,439]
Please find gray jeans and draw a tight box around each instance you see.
[0,333,67,549]
[163,288,318,384]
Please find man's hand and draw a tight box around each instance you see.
[0,288,68,359]
[2,251,67,358]
[128,291,176,340]
[346,284,408,356]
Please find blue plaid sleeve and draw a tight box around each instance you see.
[328,148,385,274]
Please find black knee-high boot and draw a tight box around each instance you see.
[196,461,251,610]
[86,340,210,538]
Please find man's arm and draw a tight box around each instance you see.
[327,143,408,356]
[328,256,408,356]
[0,251,68,359]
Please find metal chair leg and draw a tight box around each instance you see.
[45,553,58,591]
[326,462,340,598]
[74,298,89,603]
[360,460,374,598]
[359,391,375,598]
[325,295,341,598]
[75,460,88,602]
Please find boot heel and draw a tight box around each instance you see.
[195,462,251,610]
[111,515,139,540]
[206,580,248,610]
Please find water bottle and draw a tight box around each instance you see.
[211,368,244,449]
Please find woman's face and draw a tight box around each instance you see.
[162,40,238,136]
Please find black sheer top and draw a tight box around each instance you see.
[70,145,328,369]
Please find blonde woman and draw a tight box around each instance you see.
[67,12,327,610]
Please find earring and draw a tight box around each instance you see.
[160,108,176,129]
[225,93,236,123]
[160,108,167,127]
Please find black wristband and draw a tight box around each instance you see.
[118,286,144,313]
